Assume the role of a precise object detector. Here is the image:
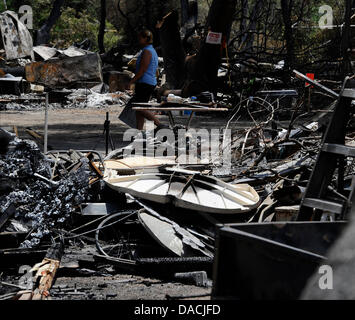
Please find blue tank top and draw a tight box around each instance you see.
[136,45,158,86]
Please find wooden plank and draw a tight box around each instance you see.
[18,292,33,300]
[32,259,61,300]
[25,128,44,142]
[31,242,64,300]
[13,126,18,137]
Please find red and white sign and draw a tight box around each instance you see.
[206,32,222,45]
[305,73,315,88]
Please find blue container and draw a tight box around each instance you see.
[184,96,197,115]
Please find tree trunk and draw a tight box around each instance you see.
[245,0,263,55]
[158,10,186,89]
[181,0,198,51]
[181,0,189,26]
[183,0,237,96]
[35,0,65,46]
[239,0,249,47]
[98,0,106,54]
[145,0,152,31]
[281,0,295,76]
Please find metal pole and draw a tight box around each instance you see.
[105,112,109,156]
[44,93,49,154]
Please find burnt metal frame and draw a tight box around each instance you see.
[297,77,355,221]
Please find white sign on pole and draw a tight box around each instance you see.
[206,32,222,45]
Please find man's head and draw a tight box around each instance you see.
[138,30,153,47]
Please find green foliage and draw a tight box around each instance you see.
[30,0,118,51]
[51,7,98,48]
[104,21,121,50]
[31,0,52,30]
[51,8,119,50]
[0,0,119,51]
[0,0,14,12]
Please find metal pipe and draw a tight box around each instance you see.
[105,112,109,156]
[293,70,339,98]
[44,93,49,154]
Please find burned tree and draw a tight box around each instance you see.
[110,0,179,49]
[35,0,65,46]
[180,0,198,44]
[281,0,295,77]
[240,0,263,56]
[157,10,186,89]
[98,0,107,54]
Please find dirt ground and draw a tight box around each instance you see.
[51,275,211,300]
[0,105,240,154]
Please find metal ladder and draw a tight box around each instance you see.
[297,77,355,221]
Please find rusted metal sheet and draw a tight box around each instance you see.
[25,53,103,88]
[0,11,33,60]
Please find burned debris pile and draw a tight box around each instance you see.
[0,132,90,248]
[0,10,134,111]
